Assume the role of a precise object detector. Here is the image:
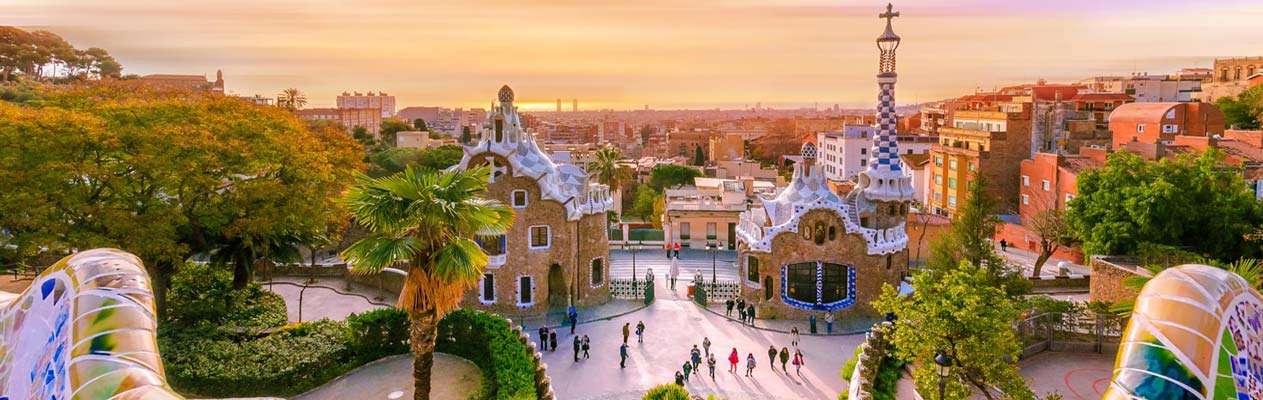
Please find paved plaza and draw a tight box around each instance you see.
[609,248,739,282]
[524,277,862,400]
[293,354,482,400]
[1019,352,1115,400]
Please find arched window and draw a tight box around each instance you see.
[763,276,773,300]
[813,222,826,245]
[827,226,837,241]
[590,258,604,287]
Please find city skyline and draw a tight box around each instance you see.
[4,0,1262,110]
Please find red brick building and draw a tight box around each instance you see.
[1108,102,1225,149]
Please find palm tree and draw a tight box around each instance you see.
[340,166,513,400]
[277,88,307,111]
[590,146,630,190]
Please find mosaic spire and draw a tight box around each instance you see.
[859,3,914,203]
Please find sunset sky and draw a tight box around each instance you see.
[3,0,1262,110]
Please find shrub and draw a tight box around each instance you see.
[346,308,409,362]
[161,319,354,398]
[438,309,537,400]
[643,384,690,400]
[841,345,863,380]
[166,261,287,329]
[871,357,904,400]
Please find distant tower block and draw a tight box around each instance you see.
[556,98,562,112]
[572,99,578,112]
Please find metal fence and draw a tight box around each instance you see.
[1015,311,1124,358]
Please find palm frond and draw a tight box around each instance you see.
[429,238,489,285]
[340,234,425,274]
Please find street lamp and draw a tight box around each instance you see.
[705,242,718,284]
[623,240,643,296]
[933,351,954,400]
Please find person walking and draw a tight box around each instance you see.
[636,321,645,343]
[707,353,717,380]
[725,298,734,316]
[766,345,777,371]
[582,335,591,359]
[745,353,756,377]
[1000,238,1008,252]
[674,370,685,386]
[682,360,693,381]
[669,257,679,290]
[666,242,672,258]
[728,348,739,373]
[619,343,629,368]
[790,327,800,348]
[569,311,578,335]
[779,346,790,372]
[792,349,805,376]
[622,322,631,344]
[825,311,835,335]
[572,336,581,362]
[747,304,757,325]
[674,242,680,258]
[549,330,557,352]
[538,326,548,348]
[702,337,711,357]
[737,303,747,323]
[690,345,702,370]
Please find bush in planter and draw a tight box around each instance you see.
[642,383,690,400]
[437,309,537,400]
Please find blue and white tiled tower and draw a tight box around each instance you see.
[856,3,915,205]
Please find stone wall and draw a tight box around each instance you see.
[847,323,891,400]
[1089,256,1144,303]
[739,209,906,320]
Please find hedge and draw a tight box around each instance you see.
[160,285,411,399]
[642,384,690,400]
[437,309,537,400]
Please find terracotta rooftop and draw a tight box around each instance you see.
[899,152,930,167]
[1058,156,1103,175]
[955,93,1015,103]
[1216,140,1263,164]
[1108,102,1180,125]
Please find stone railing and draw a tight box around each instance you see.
[848,323,891,400]
[507,319,558,400]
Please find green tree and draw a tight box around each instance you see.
[460,126,472,144]
[648,165,702,192]
[340,166,514,400]
[352,126,375,146]
[82,47,122,79]
[632,186,663,226]
[692,145,706,166]
[639,125,654,145]
[379,118,412,147]
[1067,149,1262,259]
[0,83,361,316]
[413,118,428,130]
[277,87,307,111]
[873,261,1034,400]
[925,176,1030,297]
[1215,86,1263,130]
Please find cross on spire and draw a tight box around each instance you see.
[880,3,899,23]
